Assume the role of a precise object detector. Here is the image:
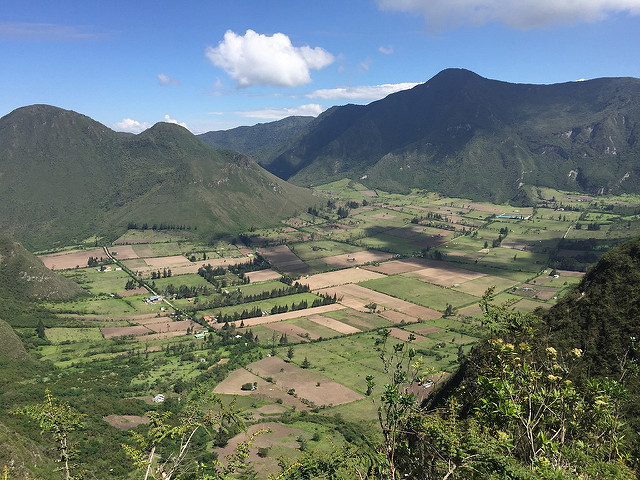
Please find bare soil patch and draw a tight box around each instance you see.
[389,327,428,342]
[39,248,105,270]
[259,245,310,274]
[404,264,485,287]
[556,269,585,277]
[467,203,503,214]
[245,269,282,283]
[117,287,148,297]
[360,190,377,197]
[214,422,305,474]
[414,325,442,335]
[145,319,200,333]
[144,255,191,268]
[317,284,441,320]
[102,415,149,430]
[321,250,394,269]
[363,258,431,275]
[458,304,482,316]
[108,245,139,259]
[301,267,385,290]
[213,369,308,410]
[262,322,317,342]
[248,356,363,407]
[212,368,267,396]
[101,325,150,339]
[306,315,361,334]
[379,310,418,324]
[514,284,559,301]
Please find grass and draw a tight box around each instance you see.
[290,240,362,261]
[152,273,210,290]
[359,275,479,311]
[45,327,104,343]
[60,267,133,295]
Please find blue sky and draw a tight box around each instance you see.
[1,0,639,133]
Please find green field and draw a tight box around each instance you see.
[359,275,480,311]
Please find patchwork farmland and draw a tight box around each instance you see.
[30,182,637,476]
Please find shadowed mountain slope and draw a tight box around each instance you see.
[0,105,316,250]
[198,115,314,165]
[262,69,640,202]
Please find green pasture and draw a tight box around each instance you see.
[321,308,394,330]
[360,275,479,311]
[286,317,346,339]
[45,296,135,315]
[45,327,104,344]
[114,229,193,244]
[120,258,148,270]
[152,273,210,290]
[60,267,133,294]
[290,240,362,261]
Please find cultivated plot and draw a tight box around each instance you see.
[247,356,364,407]
[259,245,310,274]
[301,267,385,290]
[39,248,106,270]
[317,283,442,321]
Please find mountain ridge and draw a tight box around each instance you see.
[236,69,640,202]
[0,105,317,250]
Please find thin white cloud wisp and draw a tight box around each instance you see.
[376,0,640,30]
[307,82,420,101]
[237,104,324,120]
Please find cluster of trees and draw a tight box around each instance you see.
[126,222,194,231]
[189,283,311,311]
[227,254,269,276]
[124,279,140,290]
[150,268,172,279]
[86,256,111,268]
[213,292,337,324]
[159,283,210,299]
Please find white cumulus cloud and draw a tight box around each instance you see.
[379,45,394,55]
[307,82,420,101]
[157,73,180,86]
[205,29,335,88]
[164,114,189,130]
[113,118,151,134]
[237,104,325,120]
[376,0,640,30]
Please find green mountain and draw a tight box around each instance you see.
[0,105,316,250]
[198,115,313,165]
[263,69,640,203]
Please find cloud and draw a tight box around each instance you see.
[307,82,420,101]
[359,58,373,73]
[157,73,180,86]
[164,114,189,130]
[113,118,151,134]
[375,0,640,30]
[205,29,335,88]
[236,104,325,120]
[0,22,104,41]
[378,45,394,55]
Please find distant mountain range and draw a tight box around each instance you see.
[201,69,640,203]
[0,105,316,250]
[198,116,313,165]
